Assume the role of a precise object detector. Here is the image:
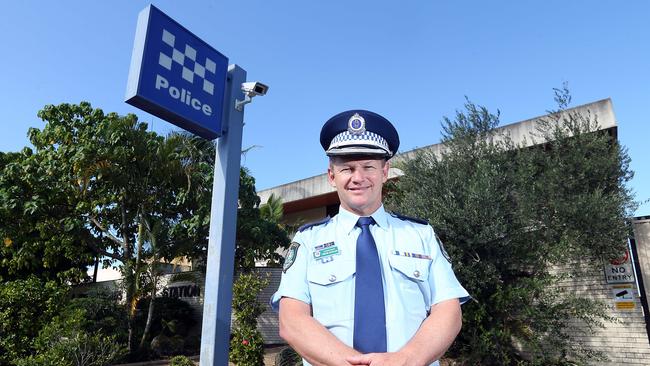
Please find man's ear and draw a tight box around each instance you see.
[327,166,336,187]
[382,160,390,183]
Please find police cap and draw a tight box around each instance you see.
[320,110,399,158]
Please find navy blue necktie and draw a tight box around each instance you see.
[353,216,387,353]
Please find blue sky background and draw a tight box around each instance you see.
[1,1,648,215]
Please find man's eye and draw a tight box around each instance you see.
[340,168,351,173]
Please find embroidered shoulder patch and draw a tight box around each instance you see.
[283,242,300,273]
[435,232,452,263]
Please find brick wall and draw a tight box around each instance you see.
[553,260,650,365]
[159,268,284,344]
[549,218,650,365]
[255,267,283,344]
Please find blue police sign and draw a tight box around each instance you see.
[126,5,228,139]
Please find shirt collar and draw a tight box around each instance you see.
[337,204,389,235]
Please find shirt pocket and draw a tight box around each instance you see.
[307,260,355,325]
[387,254,431,317]
[388,254,430,282]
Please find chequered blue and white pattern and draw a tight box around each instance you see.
[328,130,390,152]
[158,29,216,95]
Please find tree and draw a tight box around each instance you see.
[235,169,290,271]
[385,90,636,365]
[1,102,214,356]
[1,101,290,361]
[260,193,284,223]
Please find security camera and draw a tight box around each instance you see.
[241,81,269,97]
[235,81,269,111]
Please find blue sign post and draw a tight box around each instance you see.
[126,5,228,139]
[199,64,246,366]
[126,5,252,365]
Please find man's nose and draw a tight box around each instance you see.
[351,169,364,182]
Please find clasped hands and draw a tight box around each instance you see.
[345,350,422,366]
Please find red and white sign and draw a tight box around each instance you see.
[604,249,635,284]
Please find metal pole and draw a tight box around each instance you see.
[199,64,247,365]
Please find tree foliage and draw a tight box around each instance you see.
[0,147,94,283]
[0,103,214,284]
[260,193,284,223]
[385,89,636,365]
[0,101,290,360]
[0,276,68,365]
[236,170,290,271]
[1,102,215,354]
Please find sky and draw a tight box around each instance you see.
[1,1,648,216]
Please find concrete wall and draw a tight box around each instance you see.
[634,217,650,302]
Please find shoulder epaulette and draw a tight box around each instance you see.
[298,216,331,232]
[389,211,429,225]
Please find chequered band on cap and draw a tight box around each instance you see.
[327,130,391,155]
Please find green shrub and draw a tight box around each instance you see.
[229,272,269,366]
[134,296,198,357]
[150,332,184,358]
[67,289,128,343]
[385,93,630,364]
[16,331,126,366]
[229,326,265,366]
[275,346,303,366]
[0,276,68,365]
[169,355,195,366]
[135,296,197,341]
[12,291,127,366]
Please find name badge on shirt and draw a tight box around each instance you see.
[313,242,340,263]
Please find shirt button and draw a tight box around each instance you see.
[329,275,337,282]
[413,270,420,278]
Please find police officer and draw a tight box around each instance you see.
[271,110,469,366]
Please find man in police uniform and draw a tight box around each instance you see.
[271,110,469,366]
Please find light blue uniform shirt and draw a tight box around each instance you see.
[271,205,470,366]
